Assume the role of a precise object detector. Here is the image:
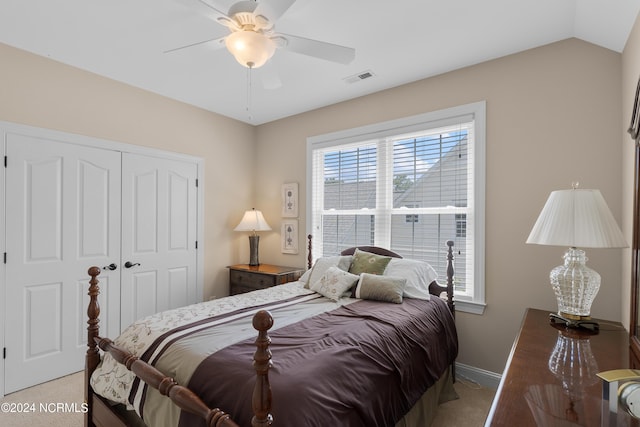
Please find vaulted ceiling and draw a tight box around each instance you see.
[1,0,639,124]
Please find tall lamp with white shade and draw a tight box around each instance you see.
[526,186,627,329]
[234,208,272,266]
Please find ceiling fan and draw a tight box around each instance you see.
[170,0,356,69]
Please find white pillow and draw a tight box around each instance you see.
[383,258,438,300]
[304,255,353,289]
[310,266,360,301]
[299,268,312,283]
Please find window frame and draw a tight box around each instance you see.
[306,101,486,315]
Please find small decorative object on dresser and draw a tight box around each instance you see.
[227,263,304,295]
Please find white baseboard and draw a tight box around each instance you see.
[455,362,501,390]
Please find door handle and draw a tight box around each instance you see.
[103,263,117,271]
[124,261,141,269]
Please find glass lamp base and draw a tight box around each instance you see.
[549,247,601,324]
[549,312,599,331]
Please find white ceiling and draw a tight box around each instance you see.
[1,0,639,125]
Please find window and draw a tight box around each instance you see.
[307,102,486,314]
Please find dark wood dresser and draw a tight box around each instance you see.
[228,264,304,295]
[485,308,629,426]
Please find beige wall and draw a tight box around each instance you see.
[0,42,255,299]
[622,11,640,334]
[0,34,629,376]
[255,38,624,374]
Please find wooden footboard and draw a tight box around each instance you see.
[85,267,273,427]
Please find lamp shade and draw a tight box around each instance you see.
[526,189,627,249]
[234,208,272,232]
[225,30,276,68]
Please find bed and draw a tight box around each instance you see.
[84,236,458,427]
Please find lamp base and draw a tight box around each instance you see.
[549,312,599,331]
[248,235,260,266]
[549,247,601,331]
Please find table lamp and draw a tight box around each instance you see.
[234,208,271,266]
[526,186,627,329]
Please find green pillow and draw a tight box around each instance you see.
[348,248,392,275]
[354,273,407,304]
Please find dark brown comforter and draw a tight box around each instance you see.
[180,296,458,427]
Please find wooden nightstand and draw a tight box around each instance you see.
[228,264,304,295]
[485,308,629,426]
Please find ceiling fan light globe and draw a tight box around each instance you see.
[225,30,276,68]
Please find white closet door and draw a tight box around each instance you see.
[120,153,198,328]
[4,134,121,393]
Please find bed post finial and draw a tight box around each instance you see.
[252,310,274,427]
[307,234,313,269]
[86,266,101,427]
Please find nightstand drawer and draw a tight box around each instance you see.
[230,270,276,289]
[227,264,305,295]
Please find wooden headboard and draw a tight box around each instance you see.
[340,246,402,258]
[306,234,455,315]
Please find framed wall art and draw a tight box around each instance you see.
[281,219,299,254]
[281,182,298,218]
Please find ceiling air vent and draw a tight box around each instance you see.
[343,70,375,84]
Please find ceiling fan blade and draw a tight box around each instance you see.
[164,36,226,54]
[174,0,230,24]
[254,0,296,22]
[277,33,355,65]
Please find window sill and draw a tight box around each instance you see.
[454,299,486,315]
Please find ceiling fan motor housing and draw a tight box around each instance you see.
[228,1,259,20]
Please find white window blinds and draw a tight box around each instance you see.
[308,102,485,310]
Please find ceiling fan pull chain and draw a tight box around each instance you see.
[246,64,253,121]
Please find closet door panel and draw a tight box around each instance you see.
[120,153,198,328]
[4,134,121,393]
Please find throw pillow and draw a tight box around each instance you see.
[348,248,391,275]
[384,258,438,300]
[304,255,352,289]
[354,273,406,304]
[310,266,360,301]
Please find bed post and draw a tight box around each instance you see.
[307,234,313,269]
[85,266,101,427]
[445,240,455,316]
[427,240,455,315]
[252,310,274,427]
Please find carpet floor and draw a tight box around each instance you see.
[0,372,495,426]
[432,379,496,427]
